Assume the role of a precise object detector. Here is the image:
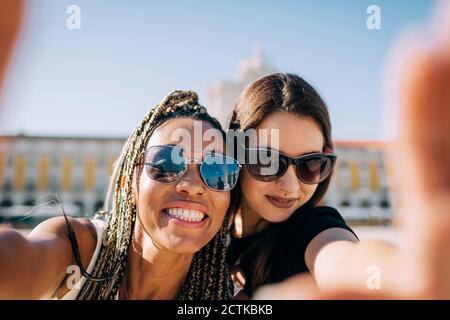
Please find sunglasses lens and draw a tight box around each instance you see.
[200,154,240,191]
[297,155,334,184]
[246,149,287,181]
[144,146,185,183]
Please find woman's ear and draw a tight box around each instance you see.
[120,173,138,206]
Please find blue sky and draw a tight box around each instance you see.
[0,0,434,140]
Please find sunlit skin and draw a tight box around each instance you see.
[123,118,230,299]
[238,112,324,236]
[134,118,230,254]
[0,117,231,299]
[0,1,23,96]
[254,3,450,299]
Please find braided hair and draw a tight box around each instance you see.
[66,90,234,299]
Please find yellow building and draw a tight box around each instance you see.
[0,135,123,225]
[328,141,391,225]
[0,135,392,226]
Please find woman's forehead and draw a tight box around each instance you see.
[255,112,324,156]
[147,118,225,154]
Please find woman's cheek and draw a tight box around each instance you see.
[211,192,230,225]
[240,168,262,194]
[239,172,267,211]
[301,184,318,205]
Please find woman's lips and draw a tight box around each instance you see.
[265,195,298,209]
[162,209,208,228]
[164,201,209,215]
[162,201,209,228]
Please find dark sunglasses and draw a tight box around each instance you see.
[142,145,241,192]
[245,147,337,184]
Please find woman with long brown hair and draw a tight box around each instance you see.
[237,2,450,300]
[227,73,360,298]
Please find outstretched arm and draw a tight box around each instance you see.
[254,1,450,300]
[0,217,96,299]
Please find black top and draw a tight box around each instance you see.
[226,206,358,297]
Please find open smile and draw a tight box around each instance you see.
[162,202,209,228]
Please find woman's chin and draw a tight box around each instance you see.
[261,210,296,224]
[163,237,209,254]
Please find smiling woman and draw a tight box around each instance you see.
[227,73,358,298]
[0,90,240,300]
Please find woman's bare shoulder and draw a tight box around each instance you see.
[0,216,99,299]
[29,216,100,299]
[29,216,98,249]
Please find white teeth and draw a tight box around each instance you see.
[165,208,205,222]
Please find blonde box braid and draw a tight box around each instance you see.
[68,90,233,299]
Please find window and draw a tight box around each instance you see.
[0,198,13,207]
[380,198,390,208]
[340,199,351,207]
[94,200,104,212]
[24,198,35,206]
[360,198,372,208]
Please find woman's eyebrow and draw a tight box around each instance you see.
[300,150,322,156]
[282,150,323,157]
[257,145,322,156]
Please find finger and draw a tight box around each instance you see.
[0,0,24,94]
[390,1,450,199]
[384,1,450,298]
[252,272,408,300]
[252,273,321,300]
